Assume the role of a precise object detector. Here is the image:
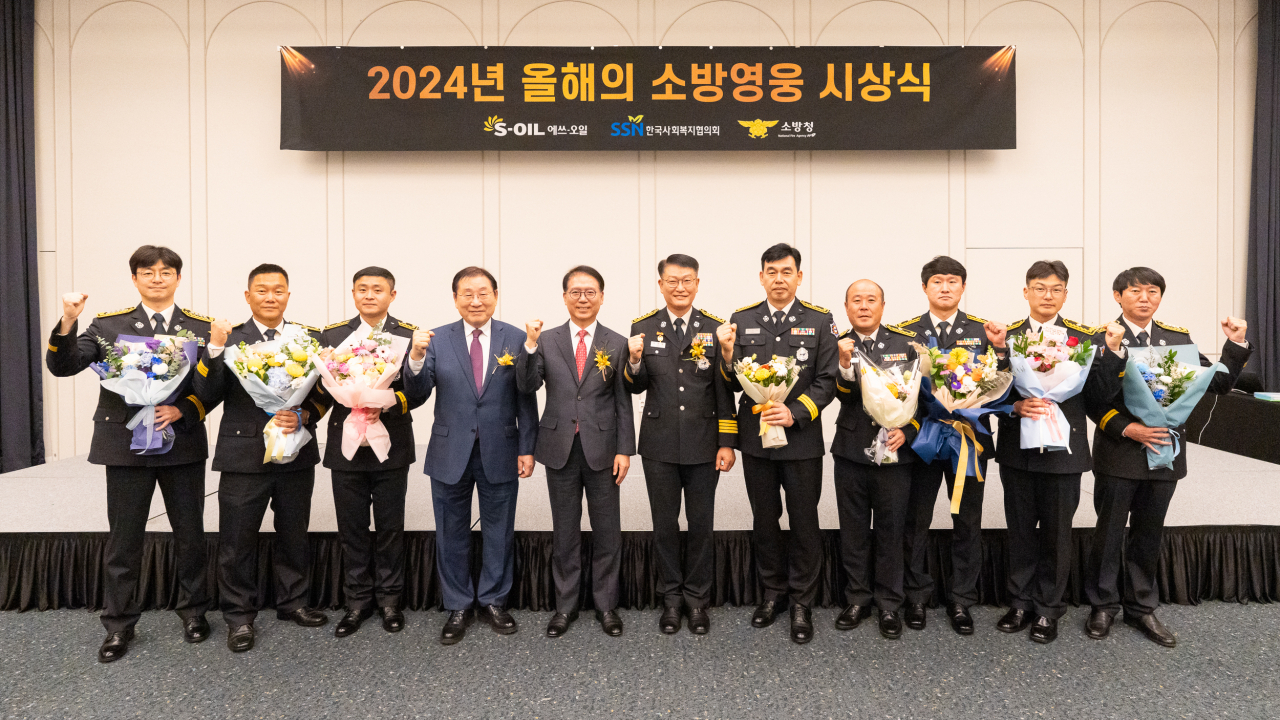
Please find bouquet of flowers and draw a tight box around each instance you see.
[223,325,322,463]
[733,354,801,448]
[1008,326,1096,452]
[854,347,922,465]
[1122,344,1226,470]
[91,331,199,455]
[316,326,411,462]
[910,343,1014,514]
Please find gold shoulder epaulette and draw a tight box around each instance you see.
[1006,318,1026,331]
[735,300,764,313]
[398,321,418,331]
[965,313,988,324]
[887,325,916,337]
[799,300,829,314]
[632,308,659,324]
[323,320,348,330]
[232,321,245,329]
[96,307,134,318]
[1062,318,1092,334]
[896,315,922,327]
[1154,320,1189,334]
[838,328,851,339]
[295,323,320,332]
[700,309,725,324]
[181,308,214,322]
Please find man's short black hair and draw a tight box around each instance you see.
[563,265,605,292]
[248,263,289,287]
[658,253,699,276]
[353,266,395,290]
[1026,260,1069,285]
[761,243,802,270]
[129,245,183,275]
[451,266,498,294]
[920,255,967,285]
[1112,266,1166,294]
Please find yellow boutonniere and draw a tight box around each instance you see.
[594,347,612,379]
[687,340,711,370]
[493,349,515,373]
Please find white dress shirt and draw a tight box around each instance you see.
[207,317,288,358]
[434,318,493,378]
[1028,315,1060,335]
[141,303,176,332]
[929,310,959,334]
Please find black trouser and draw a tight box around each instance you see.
[101,462,209,633]
[741,454,823,609]
[834,456,911,612]
[217,467,315,626]
[1001,466,1080,620]
[903,460,985,607]
[1086,474,1177,617]
[546,435,621,614]
[331,464,408,612]
[641,458,719,610]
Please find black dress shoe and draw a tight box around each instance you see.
[277,607,328,627]
[380,606,405,633]
[596,609,624,636]
[947,603,974,636]
[227,624,255,653]
[546,611,578,637]
[879,610,903,640]
[183,615,210,644]
[904,602,927,631]
[335,608,374,638]
[98,628,135,663]
[752,600,782,628]
[997,607,1032,633]
[1030,615,1058,644]
[1125,611,1176,648]
[480,605,517,635]
[1086,608,1114,639]
[790,605,814,644]
[659,606,683,634]
[688,607,710,635]
[440,609,474,645]
[834,604,872,631]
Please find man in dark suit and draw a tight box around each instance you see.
[830,279,925,640]
[895,255,1004,636]
[195,263,330,652]
[403,266,538,645]
[517,265,636,638]
[46,245,214,663]
[718,243,838,645]
[1084,266,1251,647]
[988,260,1125,644]
[624,254,737,635]
[320,267,429,638]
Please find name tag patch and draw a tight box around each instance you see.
[791,327,815,336]
[745,328,761,335]
[650,341,666,348]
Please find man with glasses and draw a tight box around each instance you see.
[518,266,635,637]
[47,245,216,662]
[404,267,538,644]
[624,254,737,635]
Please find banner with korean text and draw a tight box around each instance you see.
[280,45,1015,151]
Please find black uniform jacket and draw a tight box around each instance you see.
[625,306,737,464]
[46,304,213,467]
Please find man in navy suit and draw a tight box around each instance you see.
[403,266,538,645]
[517,265,636,638]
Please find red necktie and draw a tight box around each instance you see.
[575,328,588,381]
[470,328,484,394]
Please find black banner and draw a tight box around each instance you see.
[280,45,1015,151]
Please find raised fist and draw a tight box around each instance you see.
[1104,321,1125,352]
[628,333,645,363]
[410,328,434,361]
[1222,316,1248,344]
[983,320,1007,349]
[838,336,856,368]
[62,292,88,322]
[717,322,737,360]
[210,319,234,348]
[525,319,544,348]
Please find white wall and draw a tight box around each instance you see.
[34,0,1259,461]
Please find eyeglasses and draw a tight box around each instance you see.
[662,278,697,289]
[1029,285,1066,298]
[566,289,599,300]
[459,291,493,302]
[136,270,176,281]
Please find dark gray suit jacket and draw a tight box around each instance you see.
[515,321,636,472]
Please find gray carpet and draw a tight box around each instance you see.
[2,603,1276,719]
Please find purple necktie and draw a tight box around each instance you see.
[470,328,484,394]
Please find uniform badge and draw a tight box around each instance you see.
[693,321,700,328]
[134,321,143,328]
[660,321,666,328]
[789,316,795,322]
[694,332,714,345]
[925,330,933,336]
[796,347,809,362]
[1159,339,1167,346]
[656,331,664,341]
[878,342,884,349]
[881,352,908,363]
[791,327,815,336]
[173,324,182,331]
[830,321,838,337]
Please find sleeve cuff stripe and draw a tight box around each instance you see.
[1099,409,1118,431]
[197,360,208,377]
[47,344,57,352]
[185,394,206,421]
[836,383,850,393]
[910,419,920,431]
[396,391,408,414]
[798,394,819,421]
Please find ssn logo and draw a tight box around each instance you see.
[484,115,546,136]
[610,115,645,137]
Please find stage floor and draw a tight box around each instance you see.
[3,431,1276,534]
